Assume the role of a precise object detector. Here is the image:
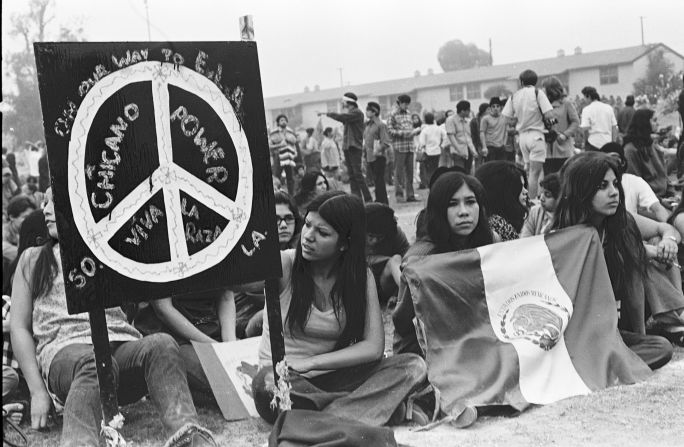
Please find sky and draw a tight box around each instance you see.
[2,0,684,99]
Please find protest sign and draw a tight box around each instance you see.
[34,42,281,314]
[192,337,261,421]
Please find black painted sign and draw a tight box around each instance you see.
[35,42,280,314]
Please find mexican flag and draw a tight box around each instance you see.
[402,225,651,419]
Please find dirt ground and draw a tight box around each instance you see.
[14,188,684,446]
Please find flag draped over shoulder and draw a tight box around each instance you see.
[402,225,652,418]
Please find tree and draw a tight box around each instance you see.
[632,47,683,110]
[2,0,85,146]
[437,39,492,72]
[483,84,513,100]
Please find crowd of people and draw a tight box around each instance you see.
[2,69,684,445]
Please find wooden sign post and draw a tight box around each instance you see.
[238,13,286,392]
[34,40,283,441]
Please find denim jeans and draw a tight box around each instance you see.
[422,155,440,189]
[252,353,427,426]
[369,156,388,204]
[48,333,199,447]
[394,152,414,200]
[344,147,371,202]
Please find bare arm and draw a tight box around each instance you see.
[634,213,679,263]
[10,254,53,429]
[150,297,216,344]
[288,271,384,372]
[217,289,237,342]
[646,201,671,223]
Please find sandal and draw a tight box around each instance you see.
[3,406,28,447]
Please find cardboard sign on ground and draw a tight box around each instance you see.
[34,42,280,314]
[192,337,261,420]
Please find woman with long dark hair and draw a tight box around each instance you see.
[623,109,668,197]
[475,161,529,241]
[394,172,494,355]
[293,171,329,214]
[253,191,427,426]
[542,76,580,174]
[10,189,216,446]
[552,153,675,368]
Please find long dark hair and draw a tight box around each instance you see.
[623,108,654,151]
[299,171,328,195]
[29,239,59,300]
[274,190,302,249]
[287,191,367,349]
[475,161,528,232]
[553,153,646,293]
[425,172,493,253]
[4,209,49,295]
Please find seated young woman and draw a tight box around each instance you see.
[623,109,669,198]
[365,203,410,307]
[10,189,216,446]
[133,287,236,395]
[234,191,303,339]
[520,173,559,237]
[393,172,494,355]
[474,161,529,241]
[600,142,671,222]
[552,153,675,368]
[293,171,329,215]
[252,191,427,426]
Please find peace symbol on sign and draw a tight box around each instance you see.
[68,61,253,282]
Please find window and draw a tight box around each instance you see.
[599,65,619,85]
[326,100,339,113]
[449,85,464,102]
[466,82,481,99]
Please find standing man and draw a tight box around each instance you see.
[268,114,299,195]
[617,95,636,142]
[363,101,392,204]
[418,112,444,186]
[388,94,420,202]
[580,86,618,151]
[446,100,478,173]
[301,128,321,173]
[480,97,508,161]
[502,69,554,200]
[320,93,371,201]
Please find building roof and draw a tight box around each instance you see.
[265,43,680,110]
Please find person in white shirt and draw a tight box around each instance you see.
[418,112,444,186]
[580,86,618,151]
[502,69,554,200]
[600,142,670,222]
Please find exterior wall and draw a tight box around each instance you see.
[567,67,635,98]
[567,47,684,99]
[417,87,452,112]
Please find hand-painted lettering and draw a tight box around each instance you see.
[206,166,229,184]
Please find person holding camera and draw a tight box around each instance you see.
[541,76,580,174]
[502,69,555,200]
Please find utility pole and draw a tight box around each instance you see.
[640,16,645,46]
[338,67,344,87]
[144,0,152,41]
[489,38,493,65]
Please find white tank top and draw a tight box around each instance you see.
[258,252,346,377]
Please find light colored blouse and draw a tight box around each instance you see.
[14,244,140,382]
[258,250,345,377]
